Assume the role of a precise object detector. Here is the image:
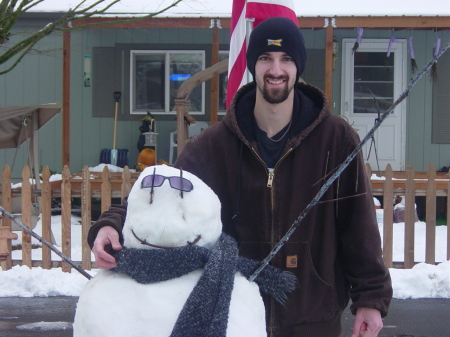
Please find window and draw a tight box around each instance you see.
[130,50,205,115]
[353,52,395,113]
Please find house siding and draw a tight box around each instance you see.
[0,18,448,179]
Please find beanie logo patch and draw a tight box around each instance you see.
[267,39,282,47]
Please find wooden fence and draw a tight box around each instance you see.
[0,163,448,273]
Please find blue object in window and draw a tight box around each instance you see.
[170,74,191,81]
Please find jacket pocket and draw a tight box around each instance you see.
[278,241,337,325]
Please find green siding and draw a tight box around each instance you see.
[1,18,448,180]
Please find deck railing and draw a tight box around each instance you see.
[0,163,448,273]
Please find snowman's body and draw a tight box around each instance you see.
[74,165,266,337]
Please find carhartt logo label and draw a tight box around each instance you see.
[267,39,282,47]
[286,255,297,268]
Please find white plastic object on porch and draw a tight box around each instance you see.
[169,121,209,164]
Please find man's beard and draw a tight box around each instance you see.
[258,75,294,104]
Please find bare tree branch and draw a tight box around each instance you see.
[0,0,183,74]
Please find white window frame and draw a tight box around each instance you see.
[130,50,205,115]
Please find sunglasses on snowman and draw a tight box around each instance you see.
[141,168,193,203]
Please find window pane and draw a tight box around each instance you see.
[353,52,394,114]
[219,53,229,111]
[169,53,203,112]
[134,54,165,110]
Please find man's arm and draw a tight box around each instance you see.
[88,201,128,269]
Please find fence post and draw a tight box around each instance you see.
[101,166,111,213]
[404,164,416,268]
[41,166,52,269]
[61,165,72,273]
[21,165,32,267]
[0,165,16,270]
[82,166,92,270]
[383,164,394,268]
[425,164,436,265]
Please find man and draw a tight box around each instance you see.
[88,17,392,337]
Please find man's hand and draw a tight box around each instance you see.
[351,307,383,337]
[92,226,123,269]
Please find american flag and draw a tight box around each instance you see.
[226,0,298,108]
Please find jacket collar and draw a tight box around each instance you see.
[223,82,330,147]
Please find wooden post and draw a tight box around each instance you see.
[324,24,334,111]
[41,166,52,269]
[62,31,71,168]
[61,165,71,272]
[82,166,92,270]
[383,164,394,268]
[404,164,416,268]
[210,20,220,125]
[425,164,436,265]
[21,166,32,267]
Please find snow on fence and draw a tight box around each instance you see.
[0,163,448,273]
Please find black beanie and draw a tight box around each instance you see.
[246,17,307,82]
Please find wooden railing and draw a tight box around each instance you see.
[0,163,448,273]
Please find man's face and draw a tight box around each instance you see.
[254,51,297,104]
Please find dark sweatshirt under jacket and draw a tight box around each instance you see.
[88,82,392,337]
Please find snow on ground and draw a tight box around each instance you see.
[0,213,448,299]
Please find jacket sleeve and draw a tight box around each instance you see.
[335,128,392,317]
[87,198,128,249]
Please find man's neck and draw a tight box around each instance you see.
[254,91,294,138]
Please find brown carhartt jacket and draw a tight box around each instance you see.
[88,82,392,337]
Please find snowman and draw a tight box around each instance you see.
[74,165,296,337]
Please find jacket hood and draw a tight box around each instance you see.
[223,82,331,149]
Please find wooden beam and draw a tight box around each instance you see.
[71,16,449,30]
[71,17,231,29]
[324,25,333,110]
[62,31,71,168]
[334,16,450,29]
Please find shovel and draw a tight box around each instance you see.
[111,91,121,166]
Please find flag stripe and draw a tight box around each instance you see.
[247,1,298,25]
[227,0,247,108]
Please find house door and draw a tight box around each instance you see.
[341,39,407,171]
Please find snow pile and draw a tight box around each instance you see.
[0,265,94,297]
[390,261,450,299]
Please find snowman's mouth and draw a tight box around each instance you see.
[131,229,201,249]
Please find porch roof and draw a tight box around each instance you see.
[28,0,450,18]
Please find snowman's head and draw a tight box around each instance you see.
[123,165,222,249]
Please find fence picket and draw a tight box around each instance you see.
[404,164,416,269]
[21,165,32,267]
[41,166,52,269]
[82,166,92,270]
[382,164,394,268]
[0,165,13,270]
[101,166,111,213]
[425,164,436,264]
[121,166,131,201]
[61,166,72,273]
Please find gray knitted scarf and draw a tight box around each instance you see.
[112,233,297,337]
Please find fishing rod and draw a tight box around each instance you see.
[0,206,92,280]
[249,41,450,282]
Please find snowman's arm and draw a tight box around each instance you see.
[88,199,128,248]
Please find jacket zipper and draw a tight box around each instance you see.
[250,147,293,336]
